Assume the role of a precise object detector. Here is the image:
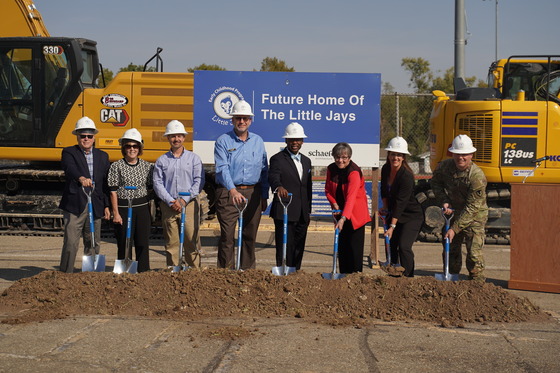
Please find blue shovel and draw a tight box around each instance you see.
[234,198,248,271]
[435,209,459,281]
[322,210,346,280]
[272,193,296,276]
[379,213,392,269]
[114,186,138,274]
[172,192,191,272]
[81,184,106,272]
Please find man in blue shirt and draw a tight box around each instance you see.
[154,120,205,268]
[214,100,269,269]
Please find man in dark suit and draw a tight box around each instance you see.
[59,117,110,273]
[268,122,313,270]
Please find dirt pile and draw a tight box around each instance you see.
[0,269,548,327]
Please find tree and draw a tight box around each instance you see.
[259,57,295,72]
[401,57,433,93]
[118,63,156,73]
[382,82,395,94]
[187,64,227,73]
[430,67,484,93]
[97,67,114,88]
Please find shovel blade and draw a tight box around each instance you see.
[82,255,105,272]
[272,266,296,276]
[125,261,138,274]
[171,265,191,273]
[322,272,346,280]
[82,255,94,272]
[435,273,459,281]
[114,259,137,274]
[94,255,106,272]
[113,259,126,274]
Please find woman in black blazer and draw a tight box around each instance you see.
[380,137,424,277]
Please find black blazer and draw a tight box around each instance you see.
[380,163,423,224]
[268,149,312,222]
[59,145,110,218]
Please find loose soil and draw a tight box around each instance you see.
[0,269,549,327]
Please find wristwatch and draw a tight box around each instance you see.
[390,224,397,229]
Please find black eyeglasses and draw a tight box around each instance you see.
[124,144,140,149]
[233,116,252,122]
[80,134,94,139]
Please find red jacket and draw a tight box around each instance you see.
[325,162,371,229]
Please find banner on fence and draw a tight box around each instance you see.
[193,71,381,167]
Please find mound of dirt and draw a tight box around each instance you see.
[0,269,548,327]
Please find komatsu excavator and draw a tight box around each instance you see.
[417,55,560,244]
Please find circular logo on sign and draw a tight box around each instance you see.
[212,92,240,119]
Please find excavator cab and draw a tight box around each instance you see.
[0,37,98,147]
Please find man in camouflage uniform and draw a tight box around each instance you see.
[431,134,488,281]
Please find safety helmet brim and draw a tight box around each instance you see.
[448,146,477,154]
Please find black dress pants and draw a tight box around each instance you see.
[338,220,365,274]
[389,218,423,277]
[273,213,309,270]
[114,203,151,272]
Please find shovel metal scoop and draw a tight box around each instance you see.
[234,198,248,271]
[272,193,296,276]
[322,210,346,280]
[114,186,138,274]
[435,209,459,281]
[81,184,106,272]
[172,192,191,273]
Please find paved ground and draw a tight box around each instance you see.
[1,217,559,372]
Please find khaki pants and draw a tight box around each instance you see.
[160,198,201,268]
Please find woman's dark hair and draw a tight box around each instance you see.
[121,140,143,157]
[332,142,352,159]
[387,151,414,174]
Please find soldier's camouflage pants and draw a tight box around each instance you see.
[443,221,486,278]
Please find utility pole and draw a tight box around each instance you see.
[455,0,466,81]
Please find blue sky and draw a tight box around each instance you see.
[37,0,559,93]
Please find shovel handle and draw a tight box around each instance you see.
[234,197,248,214]
[277,192,293,210]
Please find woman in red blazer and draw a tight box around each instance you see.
[325,142,371,273]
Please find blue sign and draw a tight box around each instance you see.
[193,71,381,167]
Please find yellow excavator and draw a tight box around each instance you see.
[418,55,560,244]
[0,0,200,232]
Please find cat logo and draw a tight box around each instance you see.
[100,109,129,127]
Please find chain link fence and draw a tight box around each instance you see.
[380,93,434,177]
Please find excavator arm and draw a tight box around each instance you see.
[1,0,50,37]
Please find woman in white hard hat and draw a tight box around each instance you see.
[380,137,424,277]
[107,128,154,272]
[325,142,371,273]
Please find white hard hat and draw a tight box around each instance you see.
[282,122,307,139]
[164,120,188,136]
[385,136,410,155]
[119,128,143,147]
[448,134,477,154]
[72,116,98,135]
[230,100,254,117]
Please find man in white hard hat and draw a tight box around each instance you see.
[59,116,111,273]
[214,100,269,270]
[153,120,205,268]
[431,134,489,281]
[268,122,312,270]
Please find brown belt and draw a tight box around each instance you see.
[236,184,256,190]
